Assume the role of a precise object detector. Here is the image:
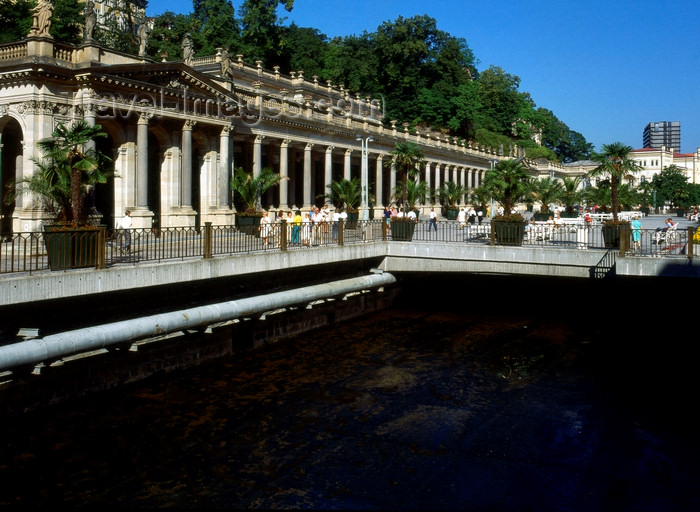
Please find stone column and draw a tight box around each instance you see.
[218,126,231,207]
[375,154,384,210]
[343,148,352,181]
[279,139,290,210]
[390,161,397,204]
[303,143,314,208]
[84,101,96,153]
[434,163,442,206]
[424,161,432,204]
[253,134,264,178]
[136,113,149,208]
[181,120,194,207]
[467,167,473,195]
[324,146,334,201]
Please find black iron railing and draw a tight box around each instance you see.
[0,220,694,276]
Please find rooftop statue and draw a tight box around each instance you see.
[29,0,53,38]
[182,33,194,66]
[84,0,96,42]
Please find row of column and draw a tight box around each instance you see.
[129,117,486,224]
[250,135,485,212]
[131,115,232,222]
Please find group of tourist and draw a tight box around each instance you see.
[259,205,351,247]
[457,207,484,228]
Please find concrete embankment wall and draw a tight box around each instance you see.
[1,283,398,417]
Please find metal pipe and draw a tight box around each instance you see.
[0,272,396,372]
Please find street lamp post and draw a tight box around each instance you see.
[488,159,498,219]
[355,134,374,221]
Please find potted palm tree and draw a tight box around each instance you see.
[588,142,641,248]
[11,120,111,269]
[481,158,530,246]
[388,142,425,241]
[394,178,428,218]
[230,166,286,235]
[529,176,563,220]
[438,181,467,220]
[323,178,361,228]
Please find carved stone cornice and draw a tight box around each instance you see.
[15,99,70,116]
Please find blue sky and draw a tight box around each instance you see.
[145,0,700,155]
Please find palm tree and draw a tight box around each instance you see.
[560,176,582,215]
[589,142,641,222]
[393,179,429,214]
[389,142,425,211]
[470,186,491,216]
[528,176,563,215]
[481,158,530,216]
[323,178,361,212]
[230,166,286,214]
[32,120,109,225]
[438,181,468,210]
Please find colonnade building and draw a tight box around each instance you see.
[0,34,567,235]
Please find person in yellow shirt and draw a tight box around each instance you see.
[291,210,302,245]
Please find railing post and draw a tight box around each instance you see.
[97,226,107,269]
[280,219,288,251]
[688,226,694,259]
[618,225,629,257]
[382,220,387,241]
[203,222,212,259]
[338,218,344,246]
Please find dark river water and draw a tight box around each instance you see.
[0,276,697,510]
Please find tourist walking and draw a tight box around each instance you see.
[429,207,438,232]
[119,209,132,253]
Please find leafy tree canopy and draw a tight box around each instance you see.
[3,1,593,163]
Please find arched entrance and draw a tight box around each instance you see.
[0,117,23,237]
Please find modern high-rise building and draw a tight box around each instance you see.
[643,121,681,151]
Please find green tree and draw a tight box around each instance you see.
[192,0,239,57]
[238,0,294,65]
[148,11,198,61]
[30,121,110,225]
[560,176,582,215]
[652,165,692,209]
[321,33,379,94]
[476,66,527,136]
[93,0,142,53]
[529,177,563,215]
[393,178,428,213]
[230,166,285,213]
[389,142,424,211]
[323,178,361,212]
[279,24,328,78]
[481,158,530,215]
[470,185,491,215]
[373,15,466,125]
[50,0,83,44]
[437,181,467,209]
[589,142,641,221]
[0,0,33,43]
